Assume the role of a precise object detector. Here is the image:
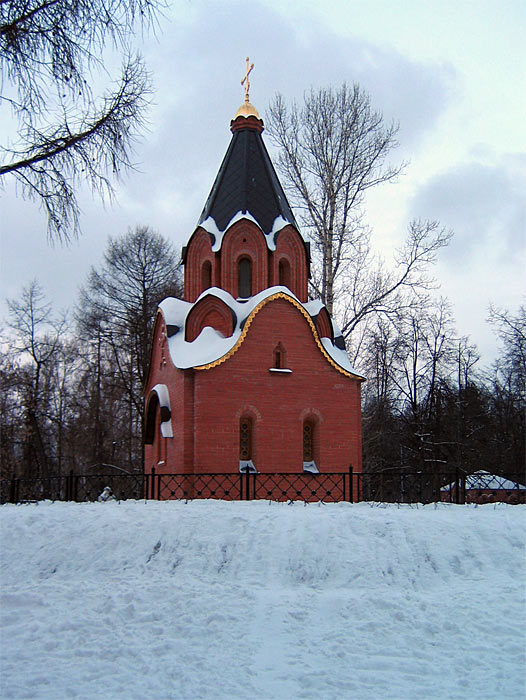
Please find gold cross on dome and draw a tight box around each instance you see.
[241,57,254,103]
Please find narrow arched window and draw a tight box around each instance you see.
[155,411,163,465]
[201,260,212,292]
[144,394,159,445]
[303,421,314,462]
[238,257,252,298]
[239,417,252,460]
[273,343,287,369]
[279,258,291,288]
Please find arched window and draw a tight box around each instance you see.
[303,421,314,462]
[144,394,159,445]
[239,417,252,460]
[303,418,319,473]
[278,258,291,289]
[238,257,252,298]
[201,260,212,292]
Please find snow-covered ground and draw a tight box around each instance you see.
[1,500,524,700]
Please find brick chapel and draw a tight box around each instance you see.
[143,70,364,487]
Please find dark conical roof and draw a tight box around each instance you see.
[197,115,298,236]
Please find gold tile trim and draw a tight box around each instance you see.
[194,292,359,378]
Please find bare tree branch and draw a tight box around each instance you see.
[0,0,164,241]
[266,84,405,315]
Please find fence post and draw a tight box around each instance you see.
[150,467,155,500]
[10,474,18,504]
[349,465,354,503]
[357,472,361,503]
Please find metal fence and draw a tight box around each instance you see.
[0,466,490,505]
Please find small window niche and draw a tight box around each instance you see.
[269,343,292,374]
[238,257,252,298]
[239,416,256,472]
[302,420,319,473]
[278,258,291,289]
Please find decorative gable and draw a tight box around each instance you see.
[185,294,236,343]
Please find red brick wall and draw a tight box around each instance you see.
[272,225,308,301]
[441,487,526,504]
[189,298,361,474]
[184,228,215,302]
[184,221,309,302]
[220,220,268,297]
[146,287,362,480]
[144,314,188,475]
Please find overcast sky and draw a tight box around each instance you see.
[1,0,525,367]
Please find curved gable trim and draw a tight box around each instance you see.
[143,311,165,393]
[182,227,215,264]
[274,224,311,264]
[314,307,334,341]
[221,218,268,252]
[194,292,359,378]
[185,293,237,342]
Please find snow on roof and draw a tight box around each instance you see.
[441,470,526,492]
[303,299,325,318]
[303,300,360,377]
[199,212,299,252]
[158,286,363,378]
[320,337,357,375]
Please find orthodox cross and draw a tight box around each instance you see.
[241,57,254,103]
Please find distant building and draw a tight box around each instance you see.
[441,471,526,504]
[143,88,363,497]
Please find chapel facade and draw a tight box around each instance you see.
[143,82,364,493]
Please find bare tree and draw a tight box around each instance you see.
[266,85,452,344]
[0,0,163,241]
[340,220,452,340]
[0,349,23,478]
[6,280,67,476]
[266,84,405,314]
[486,303,525,481]
[78,226,182,470]
[488,303,526,402]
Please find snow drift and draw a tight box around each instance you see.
[1,500,524,699]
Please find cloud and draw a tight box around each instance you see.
[411,155,526,265]
[121,0,459,237]
[0,0,464,325]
